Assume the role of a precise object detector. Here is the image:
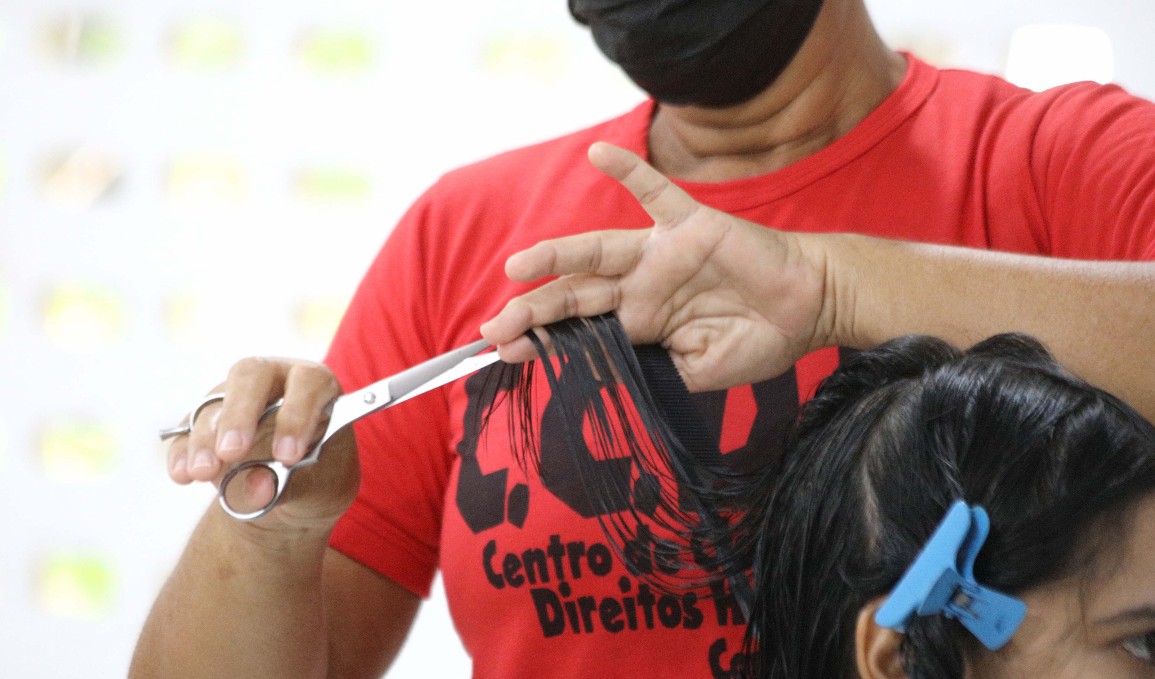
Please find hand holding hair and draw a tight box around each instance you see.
[481,142,832,393]
[484,143,1155,417]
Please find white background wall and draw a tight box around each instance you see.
[0,1,1152,677]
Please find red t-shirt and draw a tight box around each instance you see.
[325,55,1155,678]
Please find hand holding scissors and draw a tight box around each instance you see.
[161,339,500,521]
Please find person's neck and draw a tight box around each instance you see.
[647,0,907,182]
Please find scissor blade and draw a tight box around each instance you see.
[328,339,499,433]
[389,351,503,407]
[387,338,494,402]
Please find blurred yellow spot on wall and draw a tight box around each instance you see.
[41,146,123,213]
[170,18,244,70]
[480,33,567,82]
[38,552,117,619]
[295,297,348,346]
[43,281,128,351]
[294,166,370,203]
[41,13,122,66]
[298,29,374,75]
[40,420,120,482]
[166,153,246,204]
[163,291,203,341]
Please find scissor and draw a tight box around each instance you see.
[160,339,501,521]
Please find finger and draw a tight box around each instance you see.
[184,398,224,482]
[481,274,621,346]
[483,327,553,364]
[166,434,194,484]
[504,228,648,282]
[269,362,341,466]
[214,357,284,464]
[587,142,699,228]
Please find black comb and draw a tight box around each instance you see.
[634,344,754,617]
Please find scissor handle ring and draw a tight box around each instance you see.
[159,393,284,441]
[218,459,293,521]
[159,393,226,441]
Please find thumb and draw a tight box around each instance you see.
[587,142,699,229]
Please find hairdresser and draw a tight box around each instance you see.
[132,0,1155,676]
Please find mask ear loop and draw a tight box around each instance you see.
[874,500,1027,650]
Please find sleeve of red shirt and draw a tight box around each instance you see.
[323,189,457,598]
[1031,83,1155,261]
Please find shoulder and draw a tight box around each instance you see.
[427,101,651,203]
[932,63,1155,137]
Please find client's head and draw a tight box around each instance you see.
[745,333,1155,678]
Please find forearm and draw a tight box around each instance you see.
[822,233,1155,419]
[130,505,333,679]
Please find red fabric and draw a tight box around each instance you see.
[324,55,1155,678]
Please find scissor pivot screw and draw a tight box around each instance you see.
[363,392,377,405]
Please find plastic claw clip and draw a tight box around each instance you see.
[874,500,1027,651]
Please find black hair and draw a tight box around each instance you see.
[478,315,1155,678]
[475,314,752,592]
[740,332,1155,678]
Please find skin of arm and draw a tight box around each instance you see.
[130,506,419,678]
[132,364,421,678]
[481,143,1155,421]
[822,233,1155,420]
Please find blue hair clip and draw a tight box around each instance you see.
[874,500,1027,650]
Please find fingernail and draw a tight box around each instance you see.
[273,436,298,463]
[218,430,243,455]
[172,456,187,476]
[191,448,216,470]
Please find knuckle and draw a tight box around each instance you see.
[227,356,271,381]
[562,285,580,318]
[586,239,604,274]
[637,181,666,207]
[541,243,560,275]
[301,362,339,392]
[608,279,623,311]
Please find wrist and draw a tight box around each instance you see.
[211,502,335,570]
[800,231,898,352]
[793,231,851,352]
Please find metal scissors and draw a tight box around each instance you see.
[160,339,501,521]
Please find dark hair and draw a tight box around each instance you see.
[476,314,751,591]
[741,333,1155,678]
[480,316,1155,678]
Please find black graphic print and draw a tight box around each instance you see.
[455,362,804,533]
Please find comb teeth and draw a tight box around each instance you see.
[633,345,722,466]
[633,344,753,615]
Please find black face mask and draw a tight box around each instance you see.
[569,0,825,108]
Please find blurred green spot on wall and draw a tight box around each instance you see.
[294,166,370,203]
[298,29,374,75]
[170,17,244,70]
[40,420,120,482]
[38,552,117,619]
[41,13,122,66]
[167,153,247,204]
[43,281,128,351]
[295,296,348,346]
[480,32,568,82]
[41,146,124,213]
